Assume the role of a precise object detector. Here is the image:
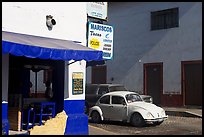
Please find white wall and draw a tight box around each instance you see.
[107,2,202,94]
[2,2,87,44]
[66,60,87,100]
[2,2,88,100]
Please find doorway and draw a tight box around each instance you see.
[182,61,202,106]
[91,65,107,84]
[144,63,163,105]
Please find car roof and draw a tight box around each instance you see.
[86,83,124,87]
[102,91,139,97]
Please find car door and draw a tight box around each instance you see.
[98,95,111,119]
[108,95,127,121]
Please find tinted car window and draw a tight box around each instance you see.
[99,95,110,104]
[125,94,143,103]
[98,86,108,95]
[109,86,127,92]
[112,96,125,105]
[86,85,98,94]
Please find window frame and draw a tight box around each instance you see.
[99,95,110,104]
[111,95,126,105]
[151,7,179,31]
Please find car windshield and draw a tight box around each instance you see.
[125,94,143,103]
[109,86,128,91]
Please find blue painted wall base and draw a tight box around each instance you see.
[64,100,88,135]
[2,102,9,135]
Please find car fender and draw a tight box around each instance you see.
[89,106,104,121]
[127,107,149,122]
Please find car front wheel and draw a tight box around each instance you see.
[91,111,101,123]
[130,113,145,127]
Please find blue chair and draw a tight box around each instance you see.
[34,102,55,126]
[26,107,36,130]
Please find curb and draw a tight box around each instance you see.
[166,111,202,118]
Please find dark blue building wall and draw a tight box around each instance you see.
[64,100,88,135]
[2,102,9,135]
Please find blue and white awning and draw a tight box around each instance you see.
[2,31,103,61]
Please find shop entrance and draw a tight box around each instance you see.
[8,55,65,131]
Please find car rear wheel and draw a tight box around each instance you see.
[130,113,145,127]
[91,111,101,123]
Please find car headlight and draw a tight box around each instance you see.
[161,110,166,116]
[149,98,153,103]
[146,112,154,119]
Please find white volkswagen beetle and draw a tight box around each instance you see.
[89,91,168,127]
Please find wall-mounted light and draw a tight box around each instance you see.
[46,15,56,30]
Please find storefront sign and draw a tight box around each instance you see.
[72,72,83,95]
[87,2,108,20]
[88,22,114,60]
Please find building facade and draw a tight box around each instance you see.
[2,2,103,135]
[87,2,202,107]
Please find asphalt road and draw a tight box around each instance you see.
[88,116,202,135]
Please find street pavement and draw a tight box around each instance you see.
[88,125,118,135]
[9,106,202,135]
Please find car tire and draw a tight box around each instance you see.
[130,113,145,127]
[91,111,101,123]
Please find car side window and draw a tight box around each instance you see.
[99,95,110,104]
[86,85,98,94]
[98,87,108,95]
[112,96,125,105]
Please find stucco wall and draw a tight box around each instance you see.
[2,2,87,44]
[2,2,87,101]
[107,2,202,94]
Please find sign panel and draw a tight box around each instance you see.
[72,72,83,95]
[88,22,114,60]
[87,2,108,20]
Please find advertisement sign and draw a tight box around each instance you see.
[87,2,108,20]
[88,22,114,60]
[72,72,83,95]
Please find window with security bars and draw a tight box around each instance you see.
[151,7,179,30]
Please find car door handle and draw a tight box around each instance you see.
[109,106,113,108]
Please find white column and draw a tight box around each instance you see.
[2,54,9,102]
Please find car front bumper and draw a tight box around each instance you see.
[145,116,168,123]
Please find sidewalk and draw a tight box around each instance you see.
[163,106,202,118]
[9,125,118,135]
